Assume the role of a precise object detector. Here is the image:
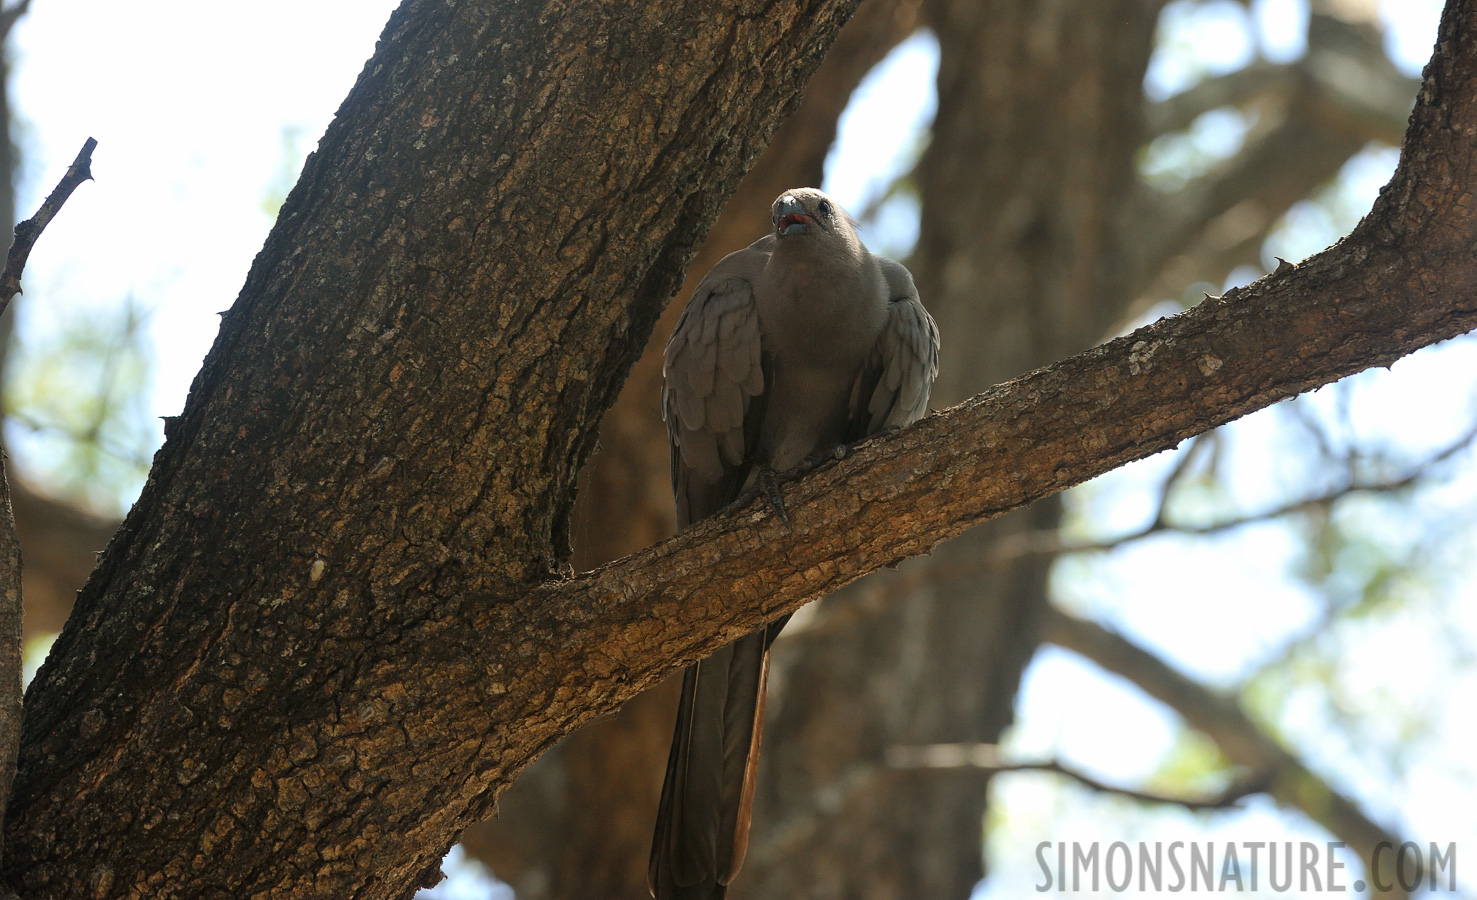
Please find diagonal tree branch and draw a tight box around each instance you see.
[782,375,1477,645]
[524,52,1477,716]
[482,0,1477,796]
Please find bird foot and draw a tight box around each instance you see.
[758,465,792,530]
[734,448,852,529]
[731,465,795,529]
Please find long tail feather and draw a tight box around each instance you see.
[649,629,773,899]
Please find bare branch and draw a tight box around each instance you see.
[885,742,1269,811]
[1002,419,1477,559]
[1147,432,1211,530]
[0,137,96,314]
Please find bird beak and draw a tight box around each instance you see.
[773,195,814,236]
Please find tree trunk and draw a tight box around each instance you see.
[1,2,863,896]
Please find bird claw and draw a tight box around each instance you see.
[758,466,792,530]
[735,448,855,529]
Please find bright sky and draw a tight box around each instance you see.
[5,0,1469,897]
[7,0,400,494]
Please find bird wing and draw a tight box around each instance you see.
[662,239,772,527]
[848,257,940,438]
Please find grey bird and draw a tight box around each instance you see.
[650,187,940,899]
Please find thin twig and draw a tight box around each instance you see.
[885,742,1269,812]
[0,137,97,314]
[992,419,1477,562]
[5,410,154,471]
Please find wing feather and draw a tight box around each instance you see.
[663,243,771,525]
[850,258,940,437]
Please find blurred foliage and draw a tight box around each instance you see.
[1263,147,1403,268]
[1147,729,1235,798]
[4,295,153,516]
[1242,476,1457,776]
[1139,108,1254,191]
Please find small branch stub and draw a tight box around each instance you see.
[0,137,97,314]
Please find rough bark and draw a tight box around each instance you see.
[463,3,923,896]
[0,464,16,874]
[0,1,1473,899]
[3,1,864,896]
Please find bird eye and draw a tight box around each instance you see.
[818,200,833,217]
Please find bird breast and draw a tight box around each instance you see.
[753,260,889,471]
[756,254,888,365]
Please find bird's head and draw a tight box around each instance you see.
[770,188,856,245]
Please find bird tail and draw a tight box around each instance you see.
[648,620,785,899]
